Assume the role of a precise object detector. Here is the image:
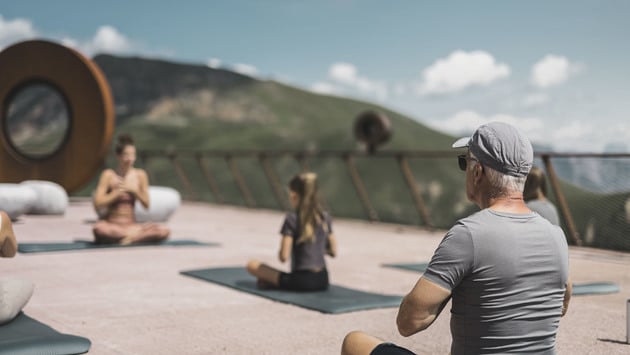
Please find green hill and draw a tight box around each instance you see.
[72,54,630,251]
[82,54,472,228]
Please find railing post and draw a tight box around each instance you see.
[397,155,433,228]
[195,153,224,204]
[259,154,289,210]
[225,155,256,207]
[342,153,379,221]
[294,153,310,172]
[542,154,582,245]
[168,152,197,200]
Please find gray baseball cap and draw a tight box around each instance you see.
[452,122,533,177]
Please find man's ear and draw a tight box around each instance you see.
[473,164,484,184]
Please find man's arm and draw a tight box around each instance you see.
[396,277,452,337]
[562,278,572,317]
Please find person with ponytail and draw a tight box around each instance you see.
[246,172,337,291]
[92,134,170,244]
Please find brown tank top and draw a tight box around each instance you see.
[106,171,137,224]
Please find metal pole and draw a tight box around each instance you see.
[542,155,582,245]
[259,154,289,210]
[168,153,197,201]
[195,154,224,204]
[343,154,378,221]
[397,155,433,228]
[225,155,256,208]
[294,153,310,172]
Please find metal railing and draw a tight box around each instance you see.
[136,149,630,249]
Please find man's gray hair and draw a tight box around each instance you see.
[470,151,527,197]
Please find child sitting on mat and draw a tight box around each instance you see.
[246,172,337,291]
[92,134,170,245]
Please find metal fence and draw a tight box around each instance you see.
[134,149,630,252]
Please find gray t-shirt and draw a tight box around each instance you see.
[423,209,568,355]
[280,212,332,272]
[527,199,560,226]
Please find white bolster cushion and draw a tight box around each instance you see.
[134,186,181,223]
[20,180,68,215]
[0,184,38,220]
[0,279,34,325]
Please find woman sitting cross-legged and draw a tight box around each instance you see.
[92,134,170,245]
[247,172,337,291]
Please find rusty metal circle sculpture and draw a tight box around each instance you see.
[354,110,392,153]
[0,40,114,193]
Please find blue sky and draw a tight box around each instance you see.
[2,1,628,152]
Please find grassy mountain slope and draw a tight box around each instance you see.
[86,54,471,228]
[74,54,630,250]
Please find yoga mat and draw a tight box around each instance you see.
[0,312,90,355]
[384,264,619,296]
[180,267,402,314]
[382,262,429,273]
[572,282,620,296]
[18,239,218,253]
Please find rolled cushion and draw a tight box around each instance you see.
[0,279,34,325]
[0,184,37,220]
[20,180,68,215]
[135,186,181,223]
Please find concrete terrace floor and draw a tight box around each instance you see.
[2,199,630,355]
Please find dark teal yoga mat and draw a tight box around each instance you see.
[572,282,620,296]
[384,263,619,296]
[180,267,402,314]
[382,262,429,273]
[0,313,90,355]
[18,239,218,253]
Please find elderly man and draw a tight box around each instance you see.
[342,122,571,355]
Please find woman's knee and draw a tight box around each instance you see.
[158,225,170,239]
[92,221,109,235]
[246,259,261,274]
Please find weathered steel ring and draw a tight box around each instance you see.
[0,40,114,193]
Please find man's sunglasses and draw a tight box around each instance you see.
[457,155,478,171]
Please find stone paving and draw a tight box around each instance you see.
[2,199,629,354]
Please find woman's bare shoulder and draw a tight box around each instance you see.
[132,168,148,177]
[100,169,116,178]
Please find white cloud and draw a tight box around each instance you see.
[231,63,258,76]
[522,93,550,107]
[310,82,338,95]
[327,62,388,100]
[207,57,221,68]
[530,55,581,88]
[60,37,78,49]
[329,63,357,84]
[419,50,510,95]
[551,121,592,140]
[393,84,407,96]
[0,14,37,49]
[60,25,135,56]
[427,110,544,139]
[90,25,130,53]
